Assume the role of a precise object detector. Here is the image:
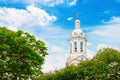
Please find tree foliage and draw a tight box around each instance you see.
[0,27,48,79]
[37,48,120,80]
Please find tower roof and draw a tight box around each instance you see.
[75,18,80,29]
[70,18,86,38]
[71,28,86,38]
[75,19,80,23]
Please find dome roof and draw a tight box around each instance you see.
[71,29,86,38]
[75,19,80,23]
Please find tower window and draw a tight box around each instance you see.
[79,57,84,61]
[74,33,77,37]
[79,33,83,36]
[80,42,83,52]
[74,41,77,52]
[81,33,83,35]
[81,57,83,60]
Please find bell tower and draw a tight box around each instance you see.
[66,16,87,66]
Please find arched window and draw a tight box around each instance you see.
[74,33,77,37]
[74,41,77,52]
[80,32,83,35]
[79,56,84,61]
[80,42,83,52]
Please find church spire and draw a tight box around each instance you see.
[75,14,80,29]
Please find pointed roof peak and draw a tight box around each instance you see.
[76,13,79,19]
[75,13,80,22]
[75,14,80,29]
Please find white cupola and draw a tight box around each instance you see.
[75,19,80,29]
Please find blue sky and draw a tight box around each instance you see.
[0,0,120,72]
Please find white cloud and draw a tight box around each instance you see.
[87,49,95,59]
[108,16,120,24]
[0,5,57,31]
[87,43,119,59]
[96,44,108,51]
[25,0,64,7]
[42,54,66,72]
[86,16,120,58]
[38,25,70,39]
[67,17,73,21]
[67,0,78,6]
[1,0,78,7]
[42,45,68,72]
[91,24,120,37]
[91,16,120,37]
[51,46,64,53]
[87,42,93,46]
[102,16,120,24]
[25,0,78,6]
[86,42,95,59]
[96,44,120,51]
[0,5,70,40]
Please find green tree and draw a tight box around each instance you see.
[93,48,120,64]
[93,48,120,80]
[0,27,48,80]
[37,48,120,80]
[76,60,108,80]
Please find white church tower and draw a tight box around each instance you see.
[66,17,87,66]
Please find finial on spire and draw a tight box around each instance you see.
[76,13,79,19]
